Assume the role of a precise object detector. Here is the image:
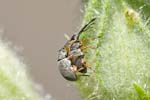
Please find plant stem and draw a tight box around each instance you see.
[76,0,150,100]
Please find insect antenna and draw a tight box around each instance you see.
[70,17,96,41]
[77,18,96,39]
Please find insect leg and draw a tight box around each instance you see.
[80,45,95,53]
[68,53,82,60]
[65,40,76,53]
[80,37,97,51]
[82,58,96,73]
[81,37,97,43]
[77,67,85,72]
[70,65,78,72]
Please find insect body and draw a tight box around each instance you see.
[57,18,96,81]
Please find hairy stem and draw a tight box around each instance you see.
[76,0,150,100]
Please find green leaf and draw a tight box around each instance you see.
[133,83,150,100]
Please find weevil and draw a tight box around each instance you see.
[57,18,96,81]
